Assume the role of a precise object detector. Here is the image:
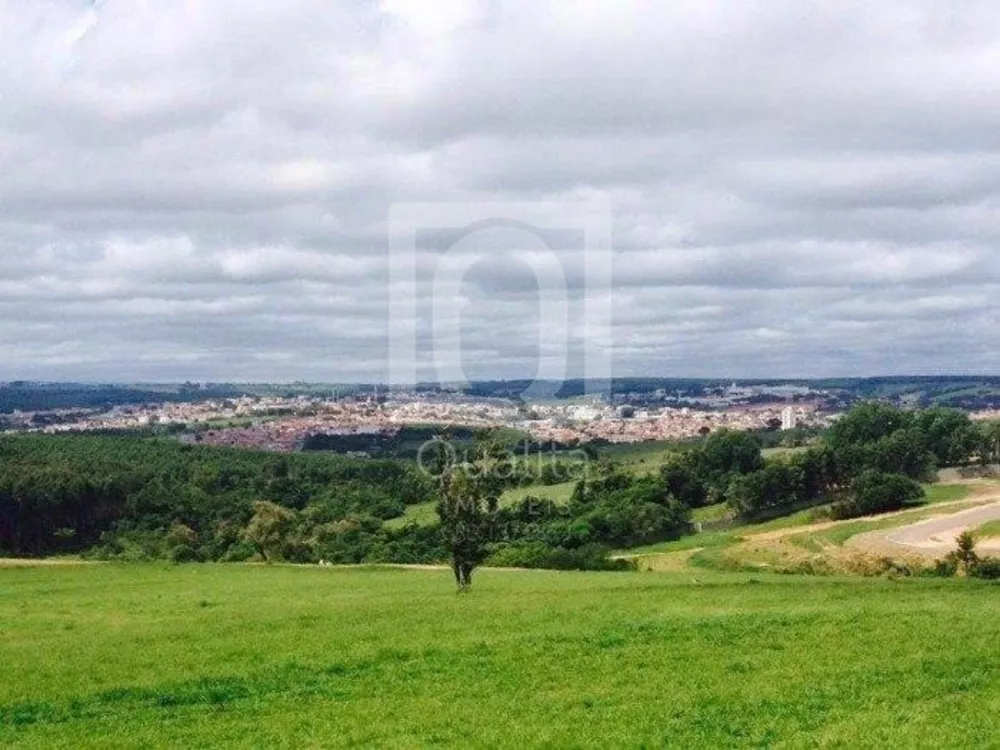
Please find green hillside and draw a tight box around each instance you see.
[0,564,996,748]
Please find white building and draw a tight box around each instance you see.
[780,406,796,431]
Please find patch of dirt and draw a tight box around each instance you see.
[744,495,994,545]
[721,486,1000,573]
[847,498,1000,559]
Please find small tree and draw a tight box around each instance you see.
[954,531,979,575]
[434,441,505,591]
[241,500,297,562]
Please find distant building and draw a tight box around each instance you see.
[780,407,796,431]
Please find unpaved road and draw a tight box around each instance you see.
[848,497,1000,558]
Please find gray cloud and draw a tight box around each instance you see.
[0,0,997,382]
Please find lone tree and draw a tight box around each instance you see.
[242,500,297,562]
[434,439,507,591]
[954,531,979,575]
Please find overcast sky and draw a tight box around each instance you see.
[1,1,998,384]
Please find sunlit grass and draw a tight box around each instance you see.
[973,519,1000,540]
[500,480,577,507]
[1,564,997,748]
[383,499,439,529]
[387,481,580,529]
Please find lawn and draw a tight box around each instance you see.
[923,483,973,505]
[386,481,579,529]
[500,480,577,507]
[974,519,1000,540]
[383,500,439,529]
[594,440,694,474]
[1,564,997,748]
[692,502,732,525]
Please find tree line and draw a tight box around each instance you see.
[1,405,996,574]
[0,435,438,562]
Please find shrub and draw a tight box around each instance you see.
[219,540,257,562]
[485,542,634,571]
[954,531,979,574]
[169,544,199,563]
[969,557,1000,580]
[921,556,958,577]
[840,554,895,577]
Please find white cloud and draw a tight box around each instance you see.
[0,0,997,380]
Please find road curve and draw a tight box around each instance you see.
[847,501,1000,558]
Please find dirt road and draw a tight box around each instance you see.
[847,498,1000,558]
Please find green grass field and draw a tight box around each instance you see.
[1,564,997,748]
[923,483,974,505]
[383,499,440,529]
[974,519,1000,540]
[387,481,579,529]
[594,440,693,473]
[500,480,578,507]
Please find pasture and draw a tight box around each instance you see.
[1,563,997,748]
[387,481,579,529]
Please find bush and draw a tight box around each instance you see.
[970,557,1000,580]
[169,543,199,563]
[920,556,959,577]
[485,542,634,571]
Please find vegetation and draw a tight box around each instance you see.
[432,441,508,589]
[485,541,635,571]
[619,482,987,577]
[0,434,440,564]
[953,531,980,575]
[915,532,1000,581]
[830,471,925,520]
[0,382,243,415]
[500,480,577,508]
[973,518,1000,540]
[1,403,994,571]
[0,564,997,748]
[969,557,1000,580]
[721,404,991,521]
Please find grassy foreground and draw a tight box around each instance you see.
[1,565,998,748]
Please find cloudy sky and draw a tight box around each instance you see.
[1,1,998,383]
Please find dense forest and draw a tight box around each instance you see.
[1,405,997,568]
[0,437,436,562]
[0,383,246,414]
